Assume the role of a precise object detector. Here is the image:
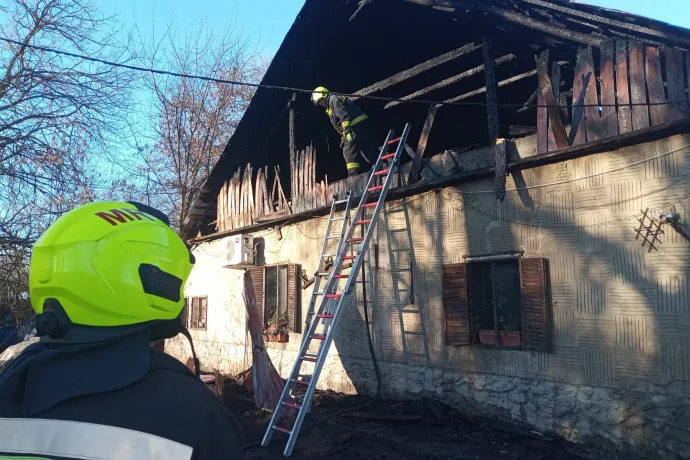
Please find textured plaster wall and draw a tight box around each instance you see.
[167,133,690,458]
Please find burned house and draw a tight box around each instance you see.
[166,1,690,456]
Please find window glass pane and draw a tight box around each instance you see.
[467,262,494,340]
[264,266,278,323]
[494,260,522,332]
[278,265,288,318]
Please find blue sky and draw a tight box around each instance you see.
[581,0,689,29]
[98,0,306,58]
[97,0,688,56]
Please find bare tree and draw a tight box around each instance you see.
[0,0,134,321]
[134,20,265,231]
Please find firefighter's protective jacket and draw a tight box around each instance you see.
[0,329,244,460]
[325,94,369,138]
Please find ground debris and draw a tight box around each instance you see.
[211,381,622,459]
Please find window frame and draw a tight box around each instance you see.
[467,259,524,349]
[249,263,301,334]
[187,296,208,331]
[443,258,550,352]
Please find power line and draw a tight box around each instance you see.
[1,36,685,110]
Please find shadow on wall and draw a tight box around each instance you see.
[329,136,690,456]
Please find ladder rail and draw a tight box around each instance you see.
[303,192,353,331]
[290,126,409,455]
[304,128,395,323]
[261,130,395,450]
[282,126,409,457]
[261,124,411,457]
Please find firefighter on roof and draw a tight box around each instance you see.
[0,201,244,460]
[312,86,379,177]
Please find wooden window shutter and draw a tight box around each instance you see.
[248,267,265,328]
[442,263,471,346]
[199,297,208,330]
[191,297,200,328]
[287,264,301,334]
[520,258,550,352]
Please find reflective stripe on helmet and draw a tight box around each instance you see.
[341,120,350,129]
[347,162,360,170]
[0,418,193,460]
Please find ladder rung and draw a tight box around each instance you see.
[283,401,302,409]
[387,137,402,145]
[310,334,326,340]
[327,235,341,239]
[273,425,292,435]
[331,217,346,221]
[301,356,317,363]
[318,313,334,319]
[375,168,390,176]
[334,199,349,205]
[381,153,395,160]
[326,294,342,299]
[356,220,372,225]
[363,202,377,208]
[313,291,325,295]
[368,186,384,192]
[348,237,364,243]
[317,272,330,276]
[342,255,356,261]
[323,254,336,257]
[334,275,348,279]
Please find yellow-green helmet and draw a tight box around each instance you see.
[312,86,329,105]
[29,201,194,334]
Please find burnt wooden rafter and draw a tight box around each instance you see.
[535,53,568,151]
[519,0,690,48]
[442,61,568,104]
[384,54,516,109]
[408,104,438,184]
[353,42,482,99]
[482,35,500,145]
[481,4,604,47]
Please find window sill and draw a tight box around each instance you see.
[265,333,289,343]
[473,344,524,351]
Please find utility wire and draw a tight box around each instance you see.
[1,36,686,110]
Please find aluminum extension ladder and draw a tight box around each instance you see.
[262,123,411,457]
[302,190,354,332]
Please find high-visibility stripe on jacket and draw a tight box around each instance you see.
[0,418,193,460]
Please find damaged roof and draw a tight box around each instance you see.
[181,0,690,241]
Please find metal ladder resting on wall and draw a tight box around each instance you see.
[262,123,411,457]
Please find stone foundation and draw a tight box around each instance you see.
[167,337,690,460]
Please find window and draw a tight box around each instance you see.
[442,258,550,351]
[181,298,189,327]
[188,296,208,330]
[249,263,301,334]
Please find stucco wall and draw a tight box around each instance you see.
[167,133,690,458]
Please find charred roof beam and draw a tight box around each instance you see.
[384,53,516,109]
[441,60,569,104]
[519,0,690,47]
[353,42,482,99]
[480,4,604,47]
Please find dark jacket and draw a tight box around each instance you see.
[0,330,244,459]
[325,94,369,136]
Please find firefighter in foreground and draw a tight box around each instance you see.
[312,86,380,176]
[0,201,244,459]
